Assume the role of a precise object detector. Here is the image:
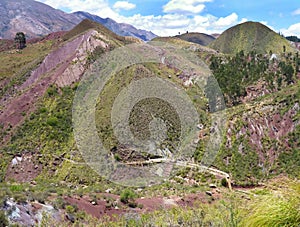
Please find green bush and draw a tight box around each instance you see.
[120,189,136,204]
[221,178,228,187]
[241,185,300,226]
[46,117,58,127]
[0,211,8,227]
[65,205,77,214]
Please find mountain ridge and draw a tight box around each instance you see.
[0,0,156,41]
[73,11,156,41]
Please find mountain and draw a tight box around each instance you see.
[0,0,81,39]
[209,21,295,54]
[0,17,299,226]
[175,32,215,46]
[0,0,156,41]
[73,11,157,41]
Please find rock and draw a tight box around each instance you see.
[205,191,213,196]
[66,213,75,223]
[12,158,18,166]
[209,184,217,188]
[91,201,97,205]
[197,124,204,130]
[105,188,113,193]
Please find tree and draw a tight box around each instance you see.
[14,32,26,49]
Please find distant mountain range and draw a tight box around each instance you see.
[0,0,156,41]
[73,11,156,41]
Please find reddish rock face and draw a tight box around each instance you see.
[226,102,299,164]
[0,30,111,144]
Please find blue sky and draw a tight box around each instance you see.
[37,0,300,36]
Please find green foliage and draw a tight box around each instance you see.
[0,41,52,99]
[209,50,298,106]
[14,32,26,49]
[277,125,300,176]
[53,196,67,210]
[221,178,228,187]
[286,36,300,42]
[241,184,300,226]
[120,189,136,204]
[0,211,8,227]
[65,204,78,214]
[46,85,58,96]
[46,117,59,126]
[95,63,207,153]
[209,21,295,54]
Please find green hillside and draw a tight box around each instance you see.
[62,19,135,45]
[0,20,299,226]
[176,32,215,46]
[209,21,295,54]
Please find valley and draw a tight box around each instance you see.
[0,1,299,226]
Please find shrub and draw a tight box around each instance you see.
[65,205,77,214]
[221,178,228,187]
[53,197,66,210]
[0,210,8,227]
[240,186,300,226]
[46,117,58,126]
[120,189,136,204]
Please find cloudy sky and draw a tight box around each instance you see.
[36,0,300,37]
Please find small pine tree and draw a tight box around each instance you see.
[14,32,26,49]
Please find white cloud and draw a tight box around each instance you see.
[213,13,238,27]
[123,12,244,36]
[35,0,246,37]
[37,0,119,18]
[259,21,276,32]
[281,23,300,37]
[113,1,136,11]
[292,8,300,15]
[163,0,212,14]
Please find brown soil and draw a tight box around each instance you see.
[64,190,216,221]
[65,195,127,219]
[5,153,42,183]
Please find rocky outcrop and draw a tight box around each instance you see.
[0,29,113,138]
[227,102,299,164]
[55,30,109,87]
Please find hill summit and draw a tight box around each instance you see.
[175,32,215,46]
[209,21,294,54]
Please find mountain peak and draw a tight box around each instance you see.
[73,11,156,41]
[0,1,156,41]
[209,21,294,54]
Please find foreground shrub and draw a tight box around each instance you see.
[240,182,300,227]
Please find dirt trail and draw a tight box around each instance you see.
[126,158,232,190]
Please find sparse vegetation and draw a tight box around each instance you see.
[209,21,295,54]
[0,17,299,227]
